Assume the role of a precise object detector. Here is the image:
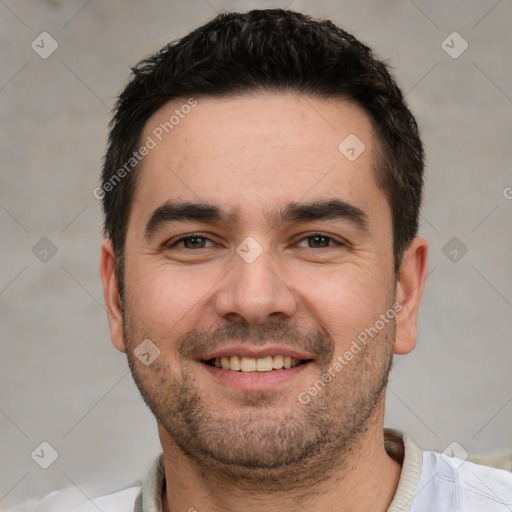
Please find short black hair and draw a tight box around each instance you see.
[101,8,424,298]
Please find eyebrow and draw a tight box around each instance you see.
[144,202,229,239]
[144,199,369,239]
[268,199,369,233]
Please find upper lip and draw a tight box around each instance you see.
[199,345,315,362]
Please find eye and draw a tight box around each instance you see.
[169,234,216,249]
[296,233,341,249]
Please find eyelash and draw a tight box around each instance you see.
[169,233,217,249]
[168,232,343,249]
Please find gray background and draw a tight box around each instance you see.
[1,0,511,507]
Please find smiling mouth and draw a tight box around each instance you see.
[204,355,312,372]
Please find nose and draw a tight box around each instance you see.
[212,246,298,325]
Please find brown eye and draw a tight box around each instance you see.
[308,235,331,248]
[168,234,215,250]
[181,236,208,249]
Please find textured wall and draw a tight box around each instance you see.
[1,0,511,507]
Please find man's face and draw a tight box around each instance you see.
[115,93,402,478]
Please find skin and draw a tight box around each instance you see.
[100,92,428,512]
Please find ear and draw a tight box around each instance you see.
[99,239,126,353]
[393,236,428,355]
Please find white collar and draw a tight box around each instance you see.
[135,428,422,512]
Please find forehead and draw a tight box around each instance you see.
[130,92,389,229]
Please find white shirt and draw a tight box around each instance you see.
[15,429,512,511]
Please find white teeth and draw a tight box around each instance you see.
[240,356,257,372]
[256,356,273,372]
[272,355,284,369]
[212,355,303,372]
[230,355,241,371]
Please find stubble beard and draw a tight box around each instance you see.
[124,315,394,487]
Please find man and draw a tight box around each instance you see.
[25,8,512,512]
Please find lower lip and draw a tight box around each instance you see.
[200,361,312,391]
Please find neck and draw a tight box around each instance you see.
[159,401,401,512]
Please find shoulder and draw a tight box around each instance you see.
[83,485,141,511]
[11,453,163,512]
[416,450,512,511]
[11,484,141,512]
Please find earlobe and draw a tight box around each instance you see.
[393,236,429,355]
[99,239,127,353]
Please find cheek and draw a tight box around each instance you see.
[295,264,391,340]
[124,261,223,338]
